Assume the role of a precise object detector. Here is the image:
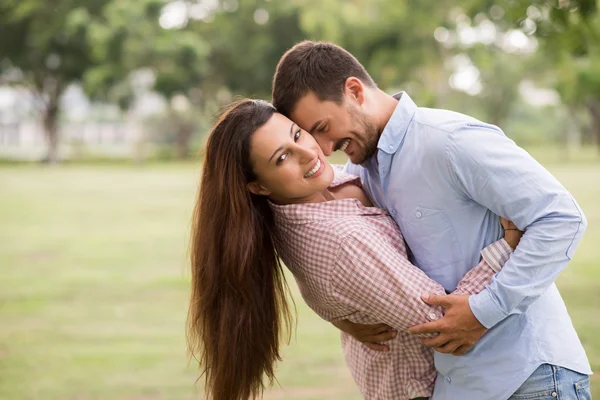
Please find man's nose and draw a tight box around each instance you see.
[313,133,334,156]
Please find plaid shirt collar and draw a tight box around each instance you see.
[269,169,387,224]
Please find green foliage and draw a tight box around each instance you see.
[83,0,210,104]
[294,0,451,104]
[193,2,305,99]
[2,0,600,159]
[0,1,109,85]
[0,0,112,162]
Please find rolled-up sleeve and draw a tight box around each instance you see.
[446,123,587,329]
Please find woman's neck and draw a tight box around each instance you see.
[329,182,373,207]
[268,188,335,205]
[269,183,372,207]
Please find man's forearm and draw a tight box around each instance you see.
[469,207,587,329]
[447,126,588,330]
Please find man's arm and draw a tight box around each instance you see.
[446,123,587,329]
[408,227,518,356]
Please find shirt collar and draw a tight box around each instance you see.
[269,169,386,224]
[377,91,417,155]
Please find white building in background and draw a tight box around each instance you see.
[0,83,166,160]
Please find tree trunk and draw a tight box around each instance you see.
[560,105,583,162]
[37,74,64,164]
[175,123,194,159]
[587,100,600,153]
[43,101,60,164]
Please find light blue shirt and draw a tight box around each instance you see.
[345,92,591,400]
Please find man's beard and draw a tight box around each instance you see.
[349,108,380,165]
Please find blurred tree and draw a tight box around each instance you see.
[553,20,600,151]
[5,0,596,161]
[444,11,543,130]
[83,0,209,159]
[464,0,600,150]
[293,0,454,106]
[450,47,525,128]
[83,0,306,158]
[0,0,111,163]
[191,1,305,100]
[533,2,599,151]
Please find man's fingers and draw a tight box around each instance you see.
[363,342,389,352]
[364,323,394,335]
[434,341,461,354]
[420,334,451,348]
[364,330,397,343]
[408,320,442,335]
[420,293,450,307]
[452,345,471,356]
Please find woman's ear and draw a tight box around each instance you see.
[247,181,272,196]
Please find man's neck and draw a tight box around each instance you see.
[373,89,401,134]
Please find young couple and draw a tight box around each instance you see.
[186,41,592,400]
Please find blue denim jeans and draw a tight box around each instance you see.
[508,364,591,400]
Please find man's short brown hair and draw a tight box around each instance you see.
[271,41,376,117]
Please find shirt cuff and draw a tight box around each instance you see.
[480,239,513,273]
[469,287,507,329]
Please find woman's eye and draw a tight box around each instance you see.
[276,153,288,165]
[294,129,301,141]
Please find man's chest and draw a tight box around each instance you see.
[364,155,469,273]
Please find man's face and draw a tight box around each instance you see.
[290,92,379,165]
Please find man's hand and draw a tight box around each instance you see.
[407,294,487,356]
[331,319,397,351]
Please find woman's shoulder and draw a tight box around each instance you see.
[330,164,361,188]
[274,211,375,257]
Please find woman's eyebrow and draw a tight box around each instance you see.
[268,124,296,162]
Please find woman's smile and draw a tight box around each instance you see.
[304,157,324,179]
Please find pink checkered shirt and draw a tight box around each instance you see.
[270,170,512,400]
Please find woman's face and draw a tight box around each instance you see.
[248,113,335,204]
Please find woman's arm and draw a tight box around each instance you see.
[453,218,522,295]
[332,217,522,346]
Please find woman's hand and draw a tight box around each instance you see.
[331,320,397,351]
[500,217,524,250]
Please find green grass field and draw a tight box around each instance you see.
[0,157,598,399]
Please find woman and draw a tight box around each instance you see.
[187,99,521,400]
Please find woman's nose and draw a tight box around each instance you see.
[295,144,317,163]
[313,134,334,156]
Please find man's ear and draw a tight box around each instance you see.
[247,181,272,196]
[344,77,365,105]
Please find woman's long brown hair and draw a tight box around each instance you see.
[187,99,293,400]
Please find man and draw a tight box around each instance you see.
[272,41,592,399]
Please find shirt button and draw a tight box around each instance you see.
[446,376,451,384]
[415,211,422,218]
[391,209,397,215]
[428,312,437,320]
[551,393,557,398]
[388,145,393,150]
